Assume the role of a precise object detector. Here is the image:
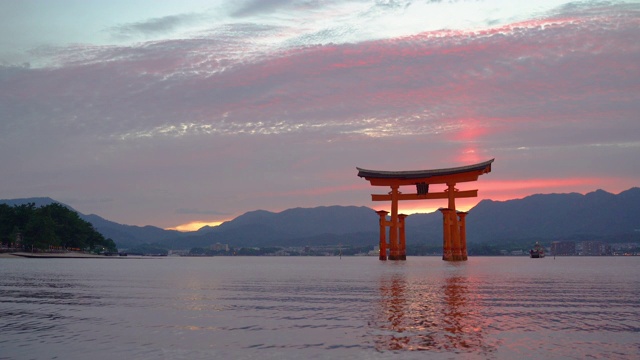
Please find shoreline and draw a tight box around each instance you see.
[0,252,149,259]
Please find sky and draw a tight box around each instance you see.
[1,0,639,231]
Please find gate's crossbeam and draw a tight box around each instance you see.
[371,190,478,202]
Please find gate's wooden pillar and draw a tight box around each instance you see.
[446,182,457,210]
[446,182,464,261]
[398,214,408,260]
[440,208,453,260]
[376,210,389,260]
[451,213,463,261]
[388,184,401,260]
[458,212,468,261]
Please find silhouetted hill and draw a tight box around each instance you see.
[1,197,70,209]
[3,188,639,249]
[467,187,640,243]
[128,188,640,248]
[80,214,185,248]
[0,197,183,248]
[159,206,380,249]
[213,206,376,236]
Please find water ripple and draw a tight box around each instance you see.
[1,257,638,359]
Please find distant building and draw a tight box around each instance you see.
[210,243,229,252]
[168,249,189,256]
[551,241,576,256]
[581,241,611,256]
[273,250,290,256]
[611,242,640,256]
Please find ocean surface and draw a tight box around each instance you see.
[1,256,638,359]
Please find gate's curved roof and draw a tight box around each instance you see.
[357,159,494,180]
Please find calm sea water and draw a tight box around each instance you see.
[1,256,638,359]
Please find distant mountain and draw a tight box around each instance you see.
[3,188,639,249]
[0,197,69,209]
[212,206,376,236]
[80,214,185,248]
[466,187,640,243]
[155,206,380,249]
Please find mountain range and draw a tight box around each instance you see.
[2,187,639,249]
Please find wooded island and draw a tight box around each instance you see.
[0,203,117,253]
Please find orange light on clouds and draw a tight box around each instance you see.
[167,220,224,232]
[372,196,481,215]
[373,203,446,215]
[451,120,490,142]
[481,177,603,195]
[449,117,492,164]
[456,146,481,164]
[476,177,630,205]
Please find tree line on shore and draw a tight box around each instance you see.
[0,203,117,253]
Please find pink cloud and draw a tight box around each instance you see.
[1,3,638,227]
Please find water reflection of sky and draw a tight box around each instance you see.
[2,257,639,358]
[372,263,497,355]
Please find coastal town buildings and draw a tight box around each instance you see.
[581,241,612,256]
[210,243,229,252]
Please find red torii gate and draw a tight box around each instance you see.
[357,159,493,261]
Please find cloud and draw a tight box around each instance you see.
[3,3,637,145]
[60,197,114,205]
[176,208,229,216]
[231,0,299,17]
[1,2,638,227]
[109,13,208,39]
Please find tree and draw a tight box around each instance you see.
[23,211,57,250]
[0,203,116,252]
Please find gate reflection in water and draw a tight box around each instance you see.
[372,264,496,354]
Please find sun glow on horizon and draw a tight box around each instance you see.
[167,220,225,232]
[366,177,611,215]
[161,178,629,229]
[375,202,476,216]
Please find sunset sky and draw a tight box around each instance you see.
[1,0,639,231]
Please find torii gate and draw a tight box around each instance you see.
[357,159,493,261]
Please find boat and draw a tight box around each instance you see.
[530,242,545,258]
